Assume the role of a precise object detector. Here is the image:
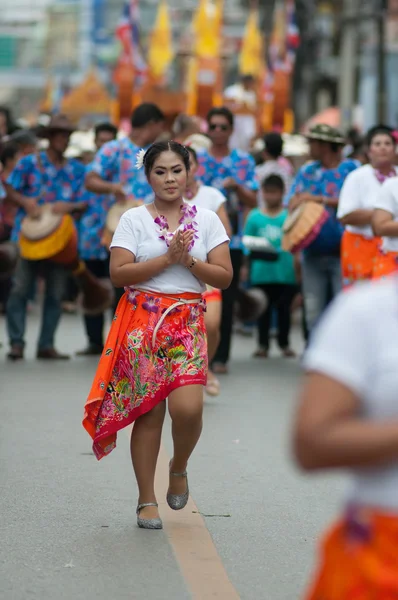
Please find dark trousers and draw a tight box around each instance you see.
[213,248,243,365]
[257,283,297,350]
[83,258,110,348]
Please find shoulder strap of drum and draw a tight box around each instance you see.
[35,150,47,202]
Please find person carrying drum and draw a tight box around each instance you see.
[287,124,359,336]
[76,122,118,357]
[4,114,87,361]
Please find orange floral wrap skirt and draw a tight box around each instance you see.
[83,289,207,460]
[305,507,398,600]
[341,230,381,288]
[373,250,398,280]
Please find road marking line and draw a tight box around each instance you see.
[156,444,240,600]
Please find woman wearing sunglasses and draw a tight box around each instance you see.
[195,107,259,375]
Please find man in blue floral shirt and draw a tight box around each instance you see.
[5,114,87,360]
[85,103,165,205]
[196,106,258,373]
[287,124,360,336]
[76,122,118,356]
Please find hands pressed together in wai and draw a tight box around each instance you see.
[166,230,195,268]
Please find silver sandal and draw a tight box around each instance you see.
[136,502,163,530]
[167,461,189,511]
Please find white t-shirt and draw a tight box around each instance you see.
[337,164,398,238]
[304,276,398,511]
[184,185,226,213]
[374,177,398,252]
[110,204,229,294]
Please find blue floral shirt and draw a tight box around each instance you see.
[78,162,114,261]
[91,137,154,205]
[286,159,360,255]
[7,151,86,242]
[196,149,259,250]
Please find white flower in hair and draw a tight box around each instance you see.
[135,148,146,170]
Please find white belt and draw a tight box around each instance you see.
[129,290,202,349]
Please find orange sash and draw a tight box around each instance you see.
[341,230,380,288]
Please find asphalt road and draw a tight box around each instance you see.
[0,309,346,600]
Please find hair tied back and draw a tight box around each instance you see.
[135,148,146,170]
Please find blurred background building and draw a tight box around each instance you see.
[0,0,395,131]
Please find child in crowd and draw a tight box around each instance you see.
[244,174,297,358]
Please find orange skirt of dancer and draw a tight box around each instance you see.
[373,250,398,279]
[341,230,381,288]
[305,507,398,599]
[83,289,207,460]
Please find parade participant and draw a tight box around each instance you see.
[372,175,398,278]
[338,125,397,287]
[172,114,202,144]
[76,122,118,356]
[185,146,231,396]
[10,129,38,158]
[287,124,359,334]
[255,132,294,207]
[83,141,232,530]
[293,275,398,599]
[4,114,87,360]
[85,103,165,206]
[196,106,258,374]
[245,175,297,358]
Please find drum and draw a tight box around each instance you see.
[19,206,114,315]
[102,200,142,249]
[282,201,329,254]
[0,241,18,280]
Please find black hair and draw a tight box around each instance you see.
[366,124,395,147]
[0,106,17,136]
[0,141,19,166]
[206,106,234,128]
[10,129,37,148]
[94,122,118,138]
[262,174,285,192]
[263,132,283,159]
[143,141,190,178]
[185,145,198,162]
[131,103,165,129]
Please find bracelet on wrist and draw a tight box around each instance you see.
[187,256,197,270]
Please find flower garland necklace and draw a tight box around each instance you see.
[374,166,396,184]
[153,202,199,252]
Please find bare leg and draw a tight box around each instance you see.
[130,401,166,519]
[168,384,203,495]
[205,300,221,394]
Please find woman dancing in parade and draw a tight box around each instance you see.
[372,165,398,279]
[83,141,232,530]
[338,125,397,287]
[184,146,231,396]
[293,274,398,598]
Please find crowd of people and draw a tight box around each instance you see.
[2,100,398,595]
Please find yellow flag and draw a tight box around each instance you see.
[194,0,222,59]
[147,0,174,80]
[239,8,263,77]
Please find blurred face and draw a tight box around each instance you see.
[95,130,116,151]
[186,152,198,187]
[308,139,323,161]
[144,120,165,146]
[49,130,71,155]
[368,133,395,167]
[263,186,283,210]
[20,143,37,157]
[149,151,188,202]
[208,115,232,146]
